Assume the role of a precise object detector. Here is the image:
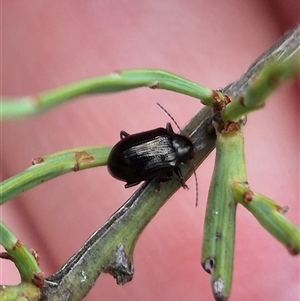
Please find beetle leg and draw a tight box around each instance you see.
[165,122,174,134]
[173,167,189,189]
[124,181,141,188]
[155,170,173,192]
[154,181,161,192]
[120,130,130,139]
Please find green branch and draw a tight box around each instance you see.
[0,282,41,301]
[1,70,216,120]
[0,221,42,300]
[0,147,111,205]
[222,49,300,122]
[232,182,300,255]
[201,124,247,301]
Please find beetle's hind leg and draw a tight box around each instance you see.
[120,130,130,139]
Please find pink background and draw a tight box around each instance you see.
[1,1,299,300]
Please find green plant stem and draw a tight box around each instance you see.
[201,126,247,301]
[0,221,42,284]
[232,182,300,255]
[0,282,41,301]
[222,49,300,122]
[1,69,217,120]
[0,147,111,205]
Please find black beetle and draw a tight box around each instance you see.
[107,122,194,189]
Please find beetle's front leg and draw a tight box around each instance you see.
[124,181,141,188]
[173,167,189,189]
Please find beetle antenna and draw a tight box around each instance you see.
[156,102,182,132]
[193,169,199,207]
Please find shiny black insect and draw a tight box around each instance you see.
[107,122,194,190]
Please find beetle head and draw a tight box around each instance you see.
[171,134,194,163]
